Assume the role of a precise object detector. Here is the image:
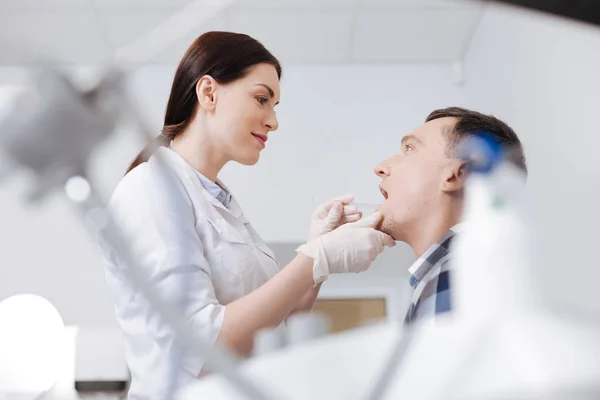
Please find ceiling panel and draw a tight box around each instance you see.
[352,8,483,62]
[0,11,110,64]
[92,0,191,9]
[99,11,180,51]
[98,7,231,64]
[234,0,358,9]
[229,10,354,63]
[0,1,484,65]
[357,0,475,7]
[0,0,91,10]
[151,10,231,64]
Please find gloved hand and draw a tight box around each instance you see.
[297,212,396,285]
[307,194,362,241]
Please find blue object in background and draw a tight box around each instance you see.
[458,132,504,174]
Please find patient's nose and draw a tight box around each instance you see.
[374,161,390,178]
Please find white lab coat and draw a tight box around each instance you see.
[99,147,282,400]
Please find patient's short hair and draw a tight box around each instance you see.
[426,107,527,174]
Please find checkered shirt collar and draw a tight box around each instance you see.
[408,224,464,288]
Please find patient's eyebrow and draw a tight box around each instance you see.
[401,134,424,146]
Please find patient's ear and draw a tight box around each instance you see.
[441,160,468,193]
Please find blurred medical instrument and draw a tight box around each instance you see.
[311,197,381,217]
[0,1,278,400]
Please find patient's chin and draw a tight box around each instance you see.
[379,216,400,240]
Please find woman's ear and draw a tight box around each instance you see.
[196,75,217,111]
[442,160,468,193]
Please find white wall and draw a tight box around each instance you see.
[462,4,600,313]
[0,64,463,326]
[129,64,467,242]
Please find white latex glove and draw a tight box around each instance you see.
[307,194,362,241]
[297,212,396,285]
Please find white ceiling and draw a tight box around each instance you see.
[0,0,485,65]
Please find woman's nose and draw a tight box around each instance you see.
[264,111,279,132]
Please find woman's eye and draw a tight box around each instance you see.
[404,144,414,152]
[257,96,268,105]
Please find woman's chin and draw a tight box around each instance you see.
[236,152,261,166]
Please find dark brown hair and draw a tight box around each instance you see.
[426,107,527,174]
[126,31,282,174]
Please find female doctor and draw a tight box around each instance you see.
[100,31,395,399]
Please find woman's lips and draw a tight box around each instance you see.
[252,133,268,148]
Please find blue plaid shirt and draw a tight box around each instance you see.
[404,225,463,325]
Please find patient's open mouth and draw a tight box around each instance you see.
[380,186,388,200]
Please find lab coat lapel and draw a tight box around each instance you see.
[154,147,250,243]
[215,179,244,220]
[200,190,248,244]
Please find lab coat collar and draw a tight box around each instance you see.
[200,186,244,220]
[213,181,245,220]
[154,146,244,219]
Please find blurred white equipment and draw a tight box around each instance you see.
[252,326,286,357]
[0,294,66,398]
[180,320,405,400]
[74,328,130,395]
[285,312,330,346]
[252,311,332,357]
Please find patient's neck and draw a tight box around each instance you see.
[407,204,461,258]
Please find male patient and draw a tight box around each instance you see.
[373,107,527,324]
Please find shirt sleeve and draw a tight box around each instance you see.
[105,165,225,376]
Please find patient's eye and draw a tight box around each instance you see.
[403,144,414,153]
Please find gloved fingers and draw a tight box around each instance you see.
[354,265,369,274]
[360,258,375,272]
[324,202,344,225]
[313,194,355,218]
[342,204,360,216]
[339,212,362,224]
[311,204,330,219]
[331,193,354,205]
[338,205,360,223]
[378,232,397,248]
[352,211,383,228]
